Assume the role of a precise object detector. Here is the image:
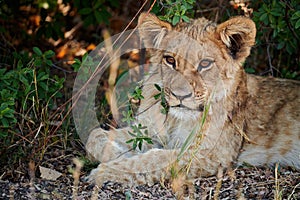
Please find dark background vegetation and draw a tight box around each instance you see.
[0,0,299,181]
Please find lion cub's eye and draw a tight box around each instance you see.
[163,55,176,69]
[198,59,214,72]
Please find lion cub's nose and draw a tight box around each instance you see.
[170,91,192,101]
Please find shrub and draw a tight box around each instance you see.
[252,0,300,79]
[0,47,64,165]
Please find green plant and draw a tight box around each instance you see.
[71,54,85,72]
[14,47,64,110]
[252,0,300,79]
[0,0,120,44]
[121,109,134,125]
[152,0,196,25]
[120,86,153,151]
[0,46,65,166]
[153,84,169,114]
[130,86,144,102]
[126,123,153,151]
[254,0,299,54]
[74,0,119,26]
[121,81,175,151]
[0,85,16,133]
[37,8,65,39]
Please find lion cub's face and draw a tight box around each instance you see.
[138,14,256,119]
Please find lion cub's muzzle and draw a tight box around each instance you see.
[165,88,204,112]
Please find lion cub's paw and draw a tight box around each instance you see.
[87,163,113,186]
[87,162,137,186]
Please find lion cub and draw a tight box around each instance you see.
[86,13,300,186]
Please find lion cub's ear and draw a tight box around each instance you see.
[138,13,172,48]
[215,17,256,62]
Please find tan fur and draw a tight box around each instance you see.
[86,13,300,186]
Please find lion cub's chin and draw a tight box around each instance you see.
[169,107,201,121]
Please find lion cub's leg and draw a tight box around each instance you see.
[85,127,135,162]
[87,147,224,186]
[88,149,178,186]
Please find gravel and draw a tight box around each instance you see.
[1,147,299,199]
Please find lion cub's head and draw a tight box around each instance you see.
[138,13,256,120]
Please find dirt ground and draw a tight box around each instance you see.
[1,146,299,200]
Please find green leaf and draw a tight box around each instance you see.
[291,11,300,20]
[93,1,103,9]
[154,84,162,91]
[98,9,111,24]
[110,0,119,8]
[45,59,52,66]
[82,53,89,63]
[83,14,95,26]
[132,141,137,150]
[79,8,93,15]
[34,58,43,66]
[137,141,142,150]
[187,0,196,4]
[154,93,161,100]
[161,108,167,114]
[0,106,10,114]
[270,10,282,17]
[44,50,55,58]
[145,138,153,144]
[262,4,269,12]
[94,10,103,23]
[259,13,268,25]
[33,47,43,56]
[295,19,300,29]
[128,131,136,137]
[3,109,14,118]
[1,118,9,127]
[18,74,29,87]
[245,67,255,74]
[37,72,49,81]
[0,131,8,138]
[181,15,190,22]
[277,42,285,50]
[39,82,48,91]
[17,60,23,68]
[172,15,180,25]
[126,139,134,144]
[268,15,275,25]
[72,59,81,72]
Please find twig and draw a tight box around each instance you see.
[267,44,274,76]
[28,160,36,200]
[51,63,73,74]
[287,182,300,200]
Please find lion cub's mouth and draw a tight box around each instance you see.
[170,104,204,112]
[168,104,203,120]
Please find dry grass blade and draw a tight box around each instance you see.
[274,163,282,200]
[214,165,224,200]
[102,29,121,122]
[72,158,83,200]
